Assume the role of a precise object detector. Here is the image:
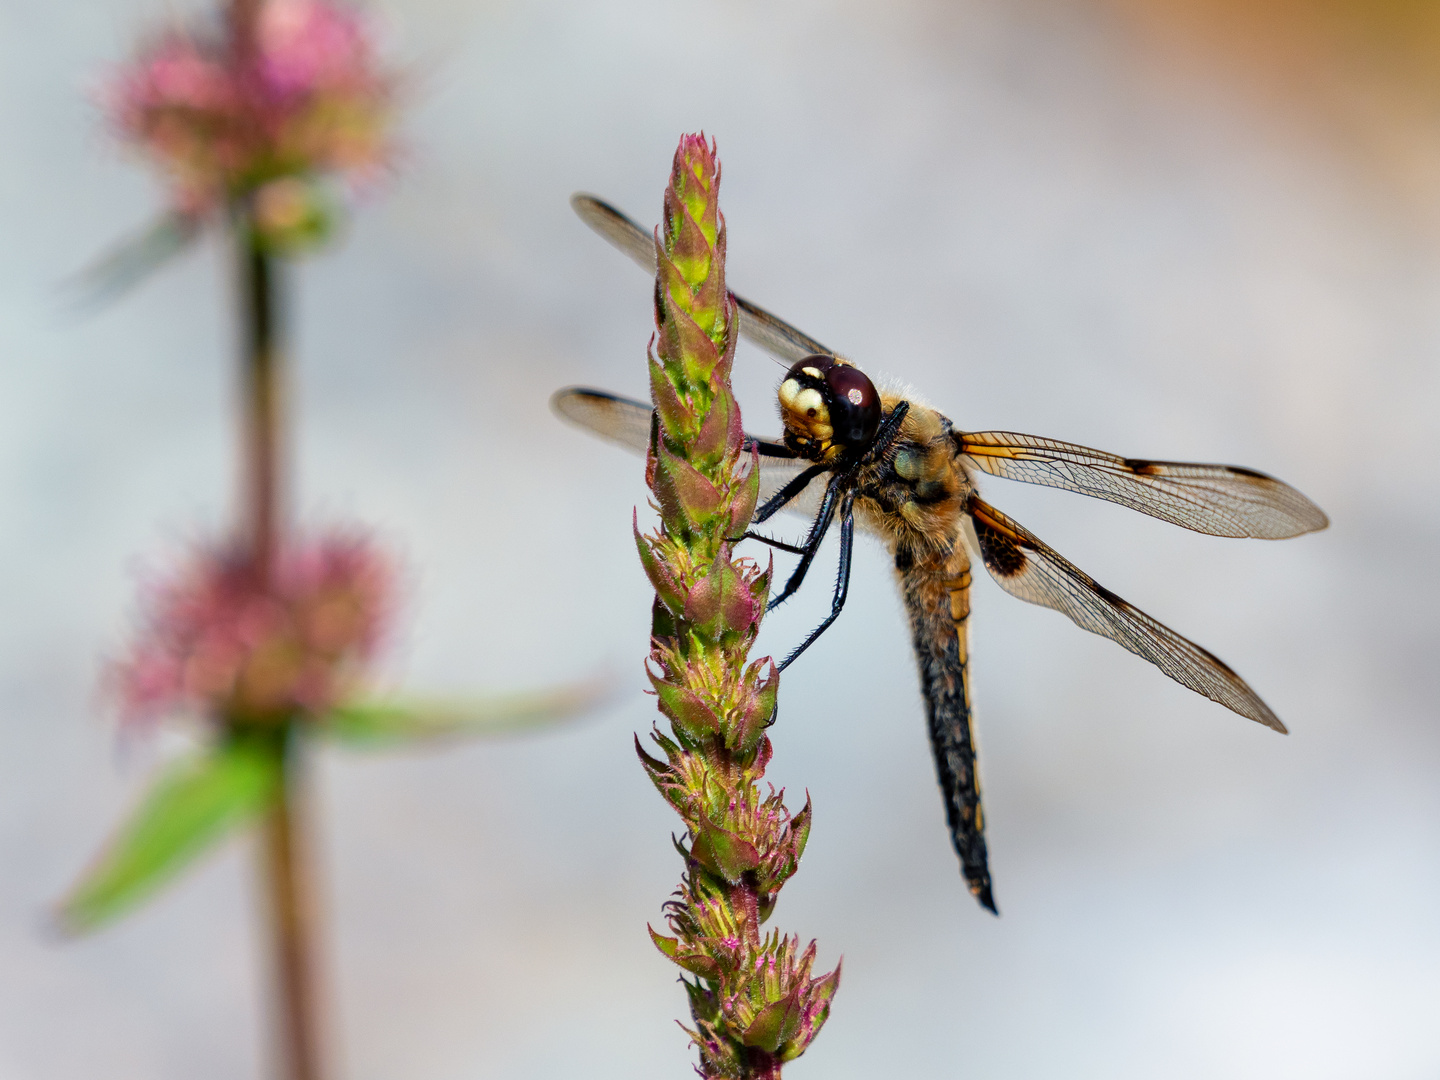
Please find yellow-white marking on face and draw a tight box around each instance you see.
[801,366,823,379]
[794,387,826,418]
[778,379,802,409]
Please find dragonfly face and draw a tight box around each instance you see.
[556,193,1329,915]
[777,355,882,463]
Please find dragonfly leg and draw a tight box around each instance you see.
[865,401,909,463]
[777,492,856,672]
[740,532,809,555]
[766,481,840,611]
[753,462,829,525]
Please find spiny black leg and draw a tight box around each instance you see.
[777,491,857,672]
[754,462,829,525]
[747,437,799,459]
[866,401,909,463]
[740,532,809,556]
[766,480,840,612]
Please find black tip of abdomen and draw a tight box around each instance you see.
[969,876,999,916]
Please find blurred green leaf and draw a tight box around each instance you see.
[326,680,608,747]
[62,212,200,312]
[60,739,281,933]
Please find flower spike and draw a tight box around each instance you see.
[635,134,838,1079]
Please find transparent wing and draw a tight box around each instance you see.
[960,431,1327,539]
[570,194,657,275]
[551,387,653,453]
[731,293,832,365]
[965,495,1286,732]
[571,194,832,364]
[550,387,821,513]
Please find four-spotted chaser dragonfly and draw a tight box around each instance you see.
[554,194,1328,914]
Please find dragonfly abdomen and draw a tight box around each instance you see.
[895,539,996,914]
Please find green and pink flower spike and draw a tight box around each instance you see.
[634,134,840,1079]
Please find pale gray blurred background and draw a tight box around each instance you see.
[2,0,1438,1077]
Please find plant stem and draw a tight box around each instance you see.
[238,213,322,1080]
[260,730,324,1080]
[241,231,281,584]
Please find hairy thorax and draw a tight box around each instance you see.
[854,391,975,558]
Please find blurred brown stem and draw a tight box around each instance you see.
[239,211,322,1080]
[229,0,262,62]
[241,231,281,584]
[260,730,325,1080]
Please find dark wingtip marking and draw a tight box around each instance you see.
[1225,464,1274,480]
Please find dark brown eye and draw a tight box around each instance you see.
[824,363,881,448]
[779,354,883,452]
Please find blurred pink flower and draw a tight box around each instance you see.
[115,532,394,728]
[106,0,393,221]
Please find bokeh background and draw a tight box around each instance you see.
[3,0,1438,1077]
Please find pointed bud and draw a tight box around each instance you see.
[742,991,804,1054]
[649,669,720,738]
[730,659,779,752]
[690,385,737,465]
[654,440,723,530]
[728,447,762,536]
[649,353,696,443]
[658,296,724,387]
[710,295,740,386]
[789,794,813,864]
[684,553,758,639]
[662,188,718,305]
[690,818,761,884]
[655,236,702,327]
[635,515,686,613]
[634,731,668,775]
[780,960,842,1062]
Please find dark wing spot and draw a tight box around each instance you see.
[1127,457,1273,482]
[1225,464,1271,480]
[1093,581,1127,607]
[975,520,1027,577]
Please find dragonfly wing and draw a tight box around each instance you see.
[960,431,1328,539]
[571,194,832,364]
[551,387,652,453]
[897,543,994,912]
[551,387,823,514]
[732,293,833,365]
[965,495,1286,732]
[571,193,658,275]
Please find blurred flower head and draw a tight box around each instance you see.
[106,0,394,246]
[115,531,394,729]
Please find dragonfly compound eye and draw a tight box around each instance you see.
[778,354,882,459]
[824,362,882,448]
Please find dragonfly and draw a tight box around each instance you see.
[554,194,1328,914]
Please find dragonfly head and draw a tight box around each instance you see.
[777,354,882,463]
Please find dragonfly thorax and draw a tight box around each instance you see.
[777,354,882,463]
